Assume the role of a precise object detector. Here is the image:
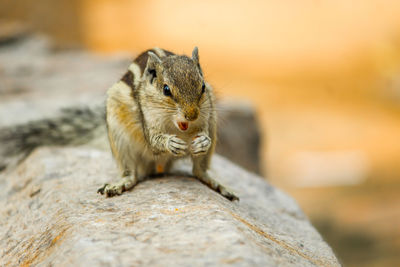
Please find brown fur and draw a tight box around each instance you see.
[121,70,135,90]
[98,47,239,201]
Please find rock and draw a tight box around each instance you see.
[0,147,340,266]
[217,100,262,174]
[0,35,131,127]
[0,21,29,46]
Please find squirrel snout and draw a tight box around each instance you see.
[183,107,199,121]
[175,107,198,131]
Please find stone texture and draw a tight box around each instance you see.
[0,147,340,266]
[216,101,262,174]
[0,35,130,127]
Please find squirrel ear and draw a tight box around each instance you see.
[147,51,162,68]
[192,46,203,76]
[145,51,162,82]
[192,47,199,63]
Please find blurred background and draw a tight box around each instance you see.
[1,0,400,266]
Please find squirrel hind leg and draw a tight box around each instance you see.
[192,156,239,201]
[97,174,138,197]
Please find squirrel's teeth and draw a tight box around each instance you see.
[178,121,189,131]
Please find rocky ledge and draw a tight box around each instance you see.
[0,147,340,266]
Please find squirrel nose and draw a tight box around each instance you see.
[183,107,199,121]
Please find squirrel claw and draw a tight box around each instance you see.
[97,183,123,197]
[167,136,188,156]
[218,185,240,201]
[98,176,137,197]
[97,184,108,195]
[191,134,211,155]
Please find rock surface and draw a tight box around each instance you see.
[216,101,262,174]
[0,147,340,266]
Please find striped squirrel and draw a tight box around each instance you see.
[96,47,239,201]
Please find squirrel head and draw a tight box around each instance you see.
[143,47,209,132]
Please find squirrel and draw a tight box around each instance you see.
[96,47,238,201]
[0,47,238,201]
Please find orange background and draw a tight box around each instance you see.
[2,1,400,265]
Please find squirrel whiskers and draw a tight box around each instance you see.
[97,47,238,201]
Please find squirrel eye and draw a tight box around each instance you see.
[163,84,172,97]
[201,82,205,94]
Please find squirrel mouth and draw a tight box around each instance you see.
[178,121,189,131]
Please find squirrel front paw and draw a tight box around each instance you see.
[167,135,188,156]
[191,134,211,155]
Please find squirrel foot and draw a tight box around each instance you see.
[191,134,211,155]
[167,135,188,156]
[216,184,239,201]
[194,171,239,201]
[97,175,137,197]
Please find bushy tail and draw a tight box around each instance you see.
[0,106,105,171]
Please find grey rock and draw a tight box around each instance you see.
[217,101,262,174]
[0,147,340,266]
[0,35,130,127]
